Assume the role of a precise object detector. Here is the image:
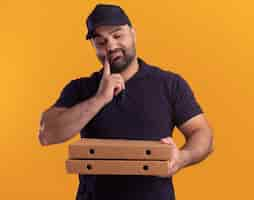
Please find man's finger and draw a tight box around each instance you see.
[103,55,111,77]
[161,137,175,146]
[169,160,175,169]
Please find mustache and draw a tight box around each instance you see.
[100,48,125,64]
[108,48,124,58]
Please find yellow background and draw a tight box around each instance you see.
[1,0,253,199]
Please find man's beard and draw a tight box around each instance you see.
[109,47,135,73]
[99,46,136,74]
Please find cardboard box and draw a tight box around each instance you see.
[66,159,169,176]
[66,138,172,176]
[68,138,172,160]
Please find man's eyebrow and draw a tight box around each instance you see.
[109,27,123,34]
[93,27,123,39]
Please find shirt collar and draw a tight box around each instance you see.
[124,57,151,84]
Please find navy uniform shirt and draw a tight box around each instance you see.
[54,58,203,200]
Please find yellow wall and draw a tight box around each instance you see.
[1,0,253,199]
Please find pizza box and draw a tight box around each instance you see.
[66,159,169,176]
[68,138,172,160]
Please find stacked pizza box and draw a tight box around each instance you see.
[66,138,172,176]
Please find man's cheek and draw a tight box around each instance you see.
[96,52,106,63]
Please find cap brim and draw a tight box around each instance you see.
[86,21,130,40]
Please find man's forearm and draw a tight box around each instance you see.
[41,95,106,145]
[179,128,214,168]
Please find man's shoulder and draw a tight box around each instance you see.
[145,61,179,82]
[70,70,102,86]
[62,70,102,99]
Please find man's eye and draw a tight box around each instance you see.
[96,41,105,46]
[114,34,121,39]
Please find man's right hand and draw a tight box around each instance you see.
[95,55,125,105]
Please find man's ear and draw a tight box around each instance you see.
[90,39,95,48]
[130,27,136,43]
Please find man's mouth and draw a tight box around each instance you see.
[110,51,123,62]
[111,55,122,62]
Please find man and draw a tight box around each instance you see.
[39,4,214,200]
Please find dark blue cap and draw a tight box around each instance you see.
[86,4,132,40]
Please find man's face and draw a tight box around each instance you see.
[91,24,136,73]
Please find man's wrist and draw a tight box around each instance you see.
[93,94,107,107]
[179,149,191,169]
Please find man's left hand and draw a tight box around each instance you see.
[160,137,185,178]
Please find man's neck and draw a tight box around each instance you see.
[120,57,139,82]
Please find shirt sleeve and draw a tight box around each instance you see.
[53,79,81,108]
[172,74,203,127]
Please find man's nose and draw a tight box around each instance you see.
[106,38,118,53]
